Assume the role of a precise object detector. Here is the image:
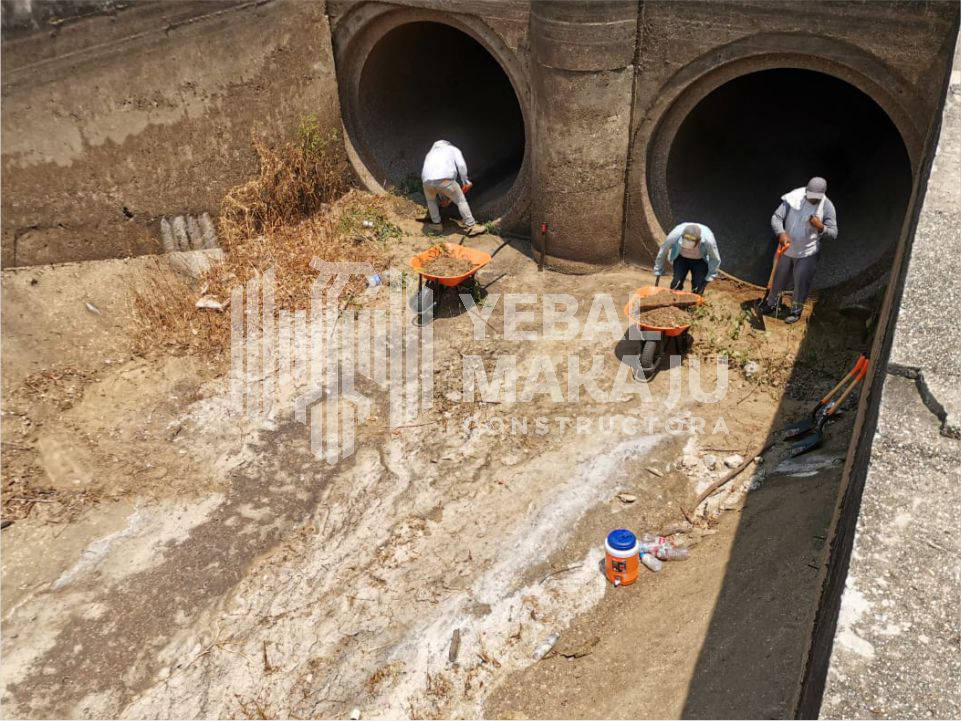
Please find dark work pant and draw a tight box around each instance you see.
[766,252,819,307]
[671,256,709,294]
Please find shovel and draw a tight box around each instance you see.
[787,357,870,456]
[777,354,867,440]
[754,245,787,331]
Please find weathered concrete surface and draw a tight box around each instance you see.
[819,43,961,720]
[626,0,959,277]
[529,1,637,270]
[1,0,342,267]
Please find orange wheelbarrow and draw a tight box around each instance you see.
[409,242,492,325]
[624,285,705,380]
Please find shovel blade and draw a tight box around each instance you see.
[790,431,824,457]
[778,416,816,441]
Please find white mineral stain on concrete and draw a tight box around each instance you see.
[836,582,876,660]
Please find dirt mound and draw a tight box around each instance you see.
[634,305,691,328]
[422,255,474,277]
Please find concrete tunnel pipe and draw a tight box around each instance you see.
[650,68,913,289]
[339,18,528,229]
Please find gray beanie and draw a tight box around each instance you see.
[682,223,701,240]
[806,177,827,198]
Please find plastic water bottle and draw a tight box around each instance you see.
[637,533,669,554]
[640,553,663,572]
[655,545,690,561]
[532,632,559,660]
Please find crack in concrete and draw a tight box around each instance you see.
[886,362,960,439]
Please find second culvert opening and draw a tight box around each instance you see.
[356,21,525,219]
[661,68,912,288]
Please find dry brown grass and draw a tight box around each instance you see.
[132,119,398,356]
[220,117,351,241]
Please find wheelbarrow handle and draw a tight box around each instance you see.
[826,358,870,417]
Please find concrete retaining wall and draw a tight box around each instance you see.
[3,0,959,283]
[1,0,342,267]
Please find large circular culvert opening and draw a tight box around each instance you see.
[354,21,525,218]
[661,68,912,288]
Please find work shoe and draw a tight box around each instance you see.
[756,299,776,315]
[425,222,444,233]
[465,224,486,237]
[785,306,803,324]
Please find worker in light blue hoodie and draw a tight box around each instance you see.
[653,222,721,295]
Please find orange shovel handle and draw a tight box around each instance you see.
[819,354,866,406]
[827,358,870,416]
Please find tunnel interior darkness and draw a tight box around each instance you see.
[663,68,912,288]
[356,22,525,216]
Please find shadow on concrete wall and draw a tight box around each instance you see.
[678,61,949,718]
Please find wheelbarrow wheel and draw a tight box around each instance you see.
[640,339,660,376]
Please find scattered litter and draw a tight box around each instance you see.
[646,467,663,477]
[743,360,760,378]
[703,454,717,470]
[349,707,361,720]
[362,220,374,228]
[532,632,560,660]
[616,492,637,504]
[366,273,382,288]
[84,301,102,316]
[654,545,689,561]
[724,454,744,468]
[640,553,663,572]
[195,295,226,312]
[448,628,461,665]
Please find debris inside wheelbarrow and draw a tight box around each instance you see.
[409,242,492,325]
[624,286,705,381]
[633,304,690,328]
[421,253,473,277]
[409,242,491,287]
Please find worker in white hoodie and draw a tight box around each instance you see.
[421,140,484,237]
[758,176,838,323]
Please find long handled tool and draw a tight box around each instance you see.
[777,354,867,440]
[754,245,787,331]
[786,357,870,456]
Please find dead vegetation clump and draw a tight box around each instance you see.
[133,118,398,356]
[219,115,351,241]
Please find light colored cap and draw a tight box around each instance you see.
[806,176,827,199]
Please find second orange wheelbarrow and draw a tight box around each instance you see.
[409,242,492,325]
[624,284,705,380]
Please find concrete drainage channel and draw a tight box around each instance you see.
[1,1,959,719]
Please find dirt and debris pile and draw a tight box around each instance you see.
[634,305,691,328]
[422,255,474,277]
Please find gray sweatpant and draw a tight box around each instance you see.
[766,252,819,307]
[423,179,476,226]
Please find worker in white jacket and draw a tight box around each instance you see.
[758,176,838,323]
[421,140,484,237]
